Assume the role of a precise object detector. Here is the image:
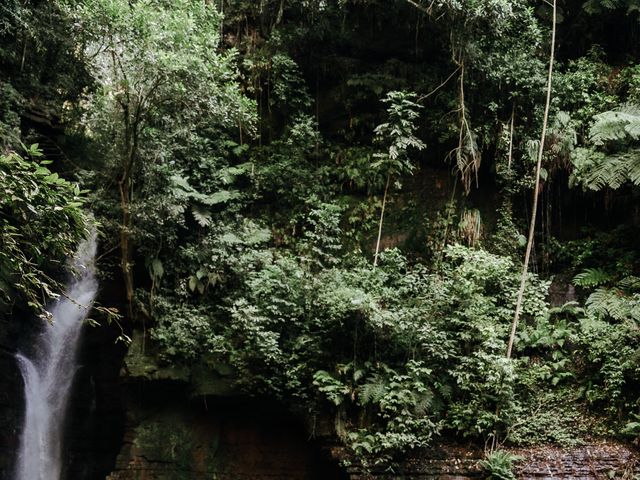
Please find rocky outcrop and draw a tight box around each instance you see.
[64,322,128,480]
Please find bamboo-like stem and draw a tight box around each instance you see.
[507,0,557,359]
[373,173,391,268]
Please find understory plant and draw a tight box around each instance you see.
[149,199,553,466]
[480,449,523,480]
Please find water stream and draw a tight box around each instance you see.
[14,234,98,480]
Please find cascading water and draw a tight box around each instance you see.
[14,234,98,480]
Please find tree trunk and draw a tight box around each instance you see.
[118,113,138,322]
[118,176,134,321]
[506,0,557,359]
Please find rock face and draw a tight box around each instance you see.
[0,344,22,480]
[0,313,33,480]
[64,323,128,480]
[105,384,346,480]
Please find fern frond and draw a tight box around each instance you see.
[630,295,640,322]
[573,268,612,287]
[590,104,640,145]
[437,382,453,399]
[548,301,583,317]
[581,150,640,190]
[573,103,640,190]
[586,287,630,321]
[359,374,388,406]
[619,276,640,291]
[626,150,640,185]
[413,390,434,416]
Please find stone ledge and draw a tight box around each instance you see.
[341,442,640,479]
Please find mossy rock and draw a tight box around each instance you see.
[122,330,190,382]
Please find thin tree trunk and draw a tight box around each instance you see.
[436,176,457,270]
[119,113,137,322]
[373,173,391,268]
[119,176,134,322]
[506,0,556,359]
[20,38,27,73]
[507,103,515,171]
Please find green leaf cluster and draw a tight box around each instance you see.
[0,148,87,316]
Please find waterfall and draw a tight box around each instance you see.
[14,234,98,480]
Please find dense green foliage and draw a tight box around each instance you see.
[0,146,87,317]
[2,0,640,471]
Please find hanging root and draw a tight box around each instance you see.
[447,60,481,194]
[458,209,482,247]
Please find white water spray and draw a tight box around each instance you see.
[14,234,98,480]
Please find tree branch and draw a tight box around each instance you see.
[404,0,435,15]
